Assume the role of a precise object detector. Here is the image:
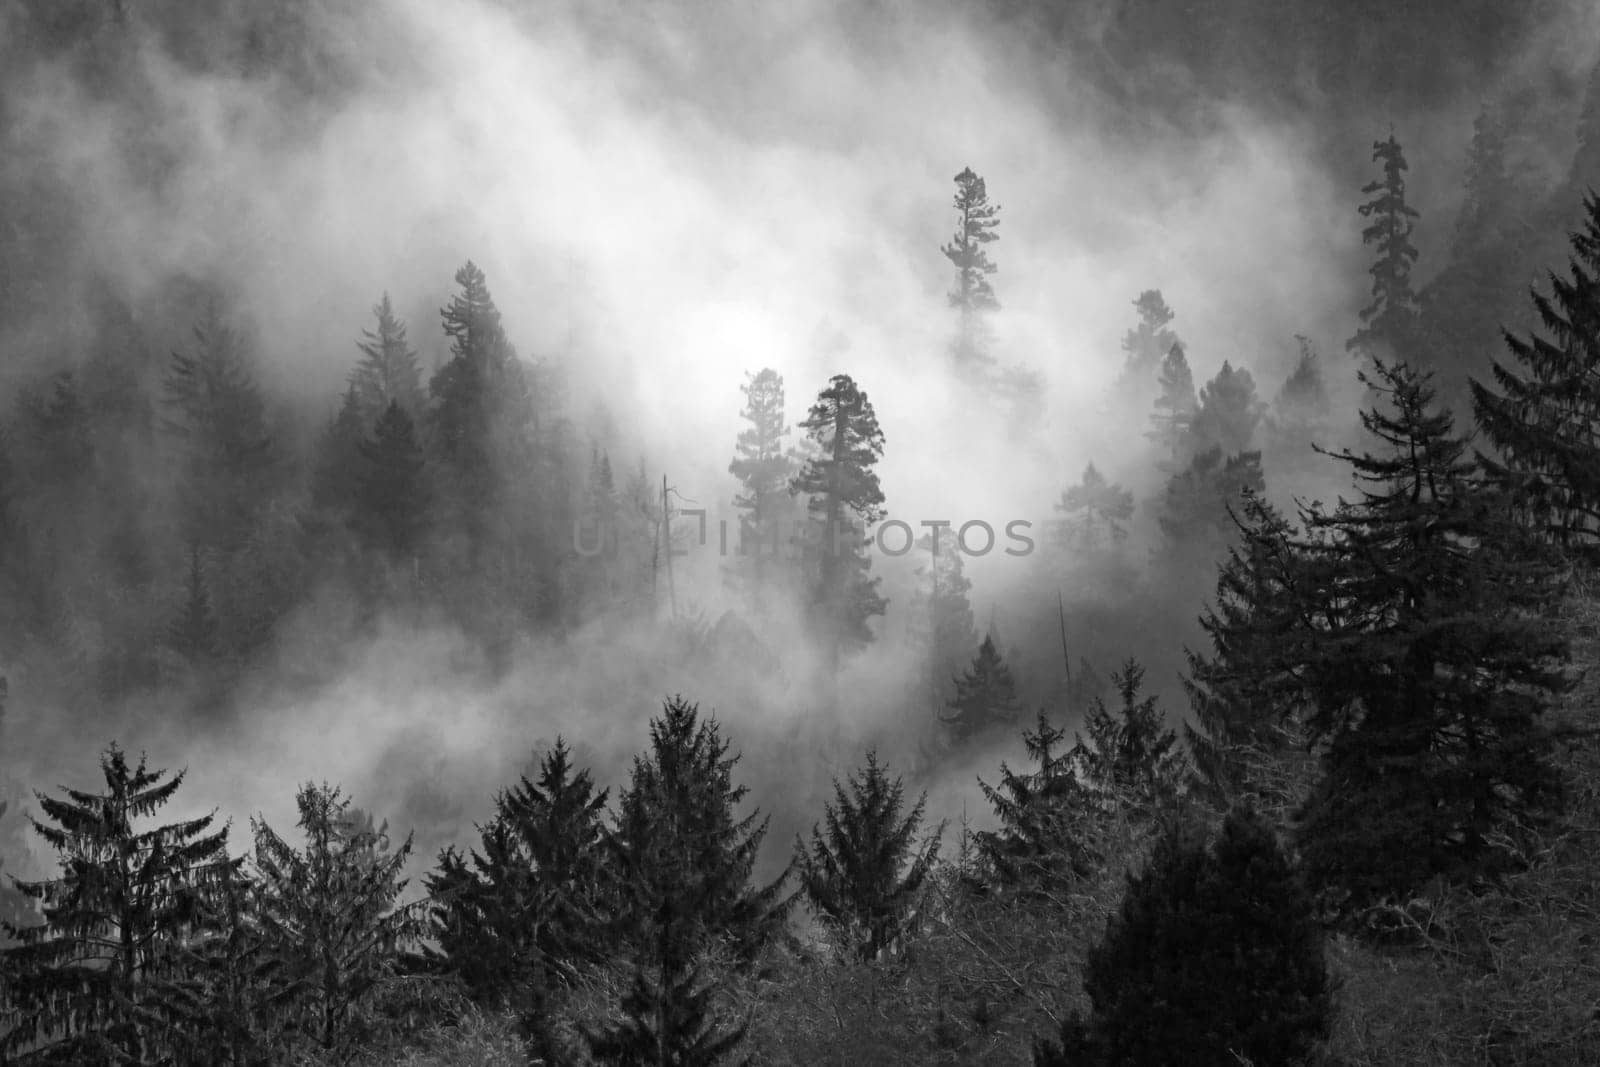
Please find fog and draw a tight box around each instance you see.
[2,0,1597,884]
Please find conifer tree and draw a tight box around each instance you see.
[976,711,1107,888]
[167,542,218,662]
[1053,463,1134,553]
[943,167,1001,378]
[1157,447,1266,569]
[942,635,1024,744]
[791,374,887,666]
[1264,336,1335,482]
[427,739,610,1007]
[252,783,428,1062]
[1471,193,1600,556]
[1182,491,1315,807]
[0,744,234,1064]
[1146,343,1199,469]
[1347,133,1422,363]
[349,293,423,422]
[1190,360,1265,457]
[1035,805,1329,1066]
[793,752,943,961]
[1069,659,1185,806]
[584,895,749,1067]
[162,307,277,554]
[728,368,798,603]
[607,697,792,961]
[1296,360,1569,909]
[1113,290,1180,404]
[353,400,430,560]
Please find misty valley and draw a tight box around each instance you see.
[4,1,1600,1064]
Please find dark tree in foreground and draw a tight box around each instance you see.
[252,783,428,1062]
[584,896,749,1067]
[1295,361,1569,909]
[791,374,887,667]
[608,697,792,961]
[1,745,234,1064]
[426,739,609,1008]
[1036,806,1329,1066]
[942,635,1024,744]
[1068,659,1185,807]
[794,752,943,961]
[1183,491,1313,808]
[976,711,1107,888]
[1471,193,1600,557]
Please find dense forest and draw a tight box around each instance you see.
[4,0,1600,1063]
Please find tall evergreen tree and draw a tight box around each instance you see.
[1146,343,1199,469]
[791,374,887,667]
[1035,806,1329,1067]
[426,738,610,1008]
[583,895,749,1067]
[942,635,1024,744]
[167,542,219,662]
[1113,290,1180,404]
[1157,447,1266,569]
[1182,491,1315,807]
[353,400,429,561]
[1471,193,1600,557]
[1053,463,1134,553]
[1190,360,1265,458]
[1347,133,1422,363]
[162,307,277,555]
[349,293,424,422]
[252,783,428,1062]
[1296,361,1570,910]
[0,744,235,1064]
[727,368,797,604]
[607,697,792,961]
[1068,659,1185,806]
[943,167,1001,377]
[976,711,1107,888]
[793,752,943,961]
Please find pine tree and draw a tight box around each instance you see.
[353,400,430,560]
[349,293,423,422]
[791,374,887,666]
[252,783,428,1062]
[162,306,277,554]
[942,635,1024,744]
[975,711,1107,888]
[1053,463,1134,553]
[1190,360,1265,457]
[155,863,279,1067]
[1146,343,1199,469]
[1471,193,1600,557]
[728,368,797,603]
[428,261,537,574]
[1347,133,1422,363]
[1296,360,1570,910]
[0,744,235,1064]
[1035,805,1329,1067]
[1069,659,1185,806]
[607,697,792,961]
[1157,447,1266,569]
[1182,491,1316,808]
[1113,290,1180,404]
[794,752,943,961]
[584,895,749,1067]
[426,739,610,1008]
[943,167,1001,377]
[168,542,219,662]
